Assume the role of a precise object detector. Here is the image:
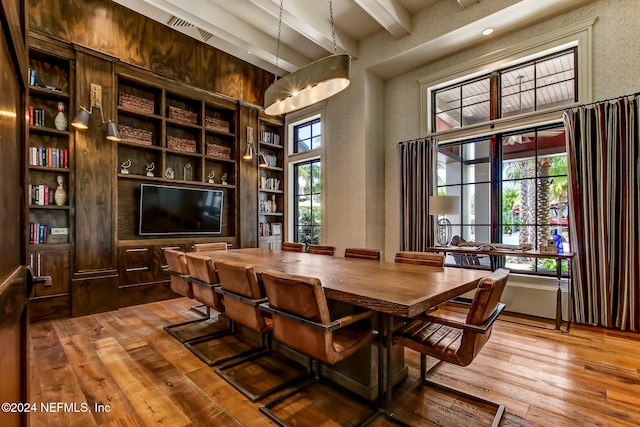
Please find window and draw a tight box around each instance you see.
[429,46,577,276]
[287,112,324,245]
[293,159,321,245]
[437,124,570,275]
[432,49,576,132]
[293,117,321,153]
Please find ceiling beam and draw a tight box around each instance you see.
[354,0,411,38]
[249,0,359,58]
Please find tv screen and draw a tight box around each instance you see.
[139,184,223,235]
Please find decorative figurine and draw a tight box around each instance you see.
[164,167,174,179]
[207,171,215,184]
[120,159,131,174]
[54,102,67,131]
[221,173,228,185]
[145,162,155,177]
[54,175,67,206]
[183,163,192,181]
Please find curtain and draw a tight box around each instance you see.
[398,137,438,251]
[563,96,640,331]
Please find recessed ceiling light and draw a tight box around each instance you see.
[482,28,494,36]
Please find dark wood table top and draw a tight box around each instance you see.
[198,248,488,318]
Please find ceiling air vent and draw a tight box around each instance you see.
[168,16,194,29]
[198,28,213,42]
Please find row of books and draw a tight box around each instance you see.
[29,184,55,206]
[261,153,279,168]
[259,176,281,191]
[29,106,47,127]
[29,146,69,168]
[259,131,281,146]
[29,222,50,244]
[29,223,68,244]
[259,222,281,237]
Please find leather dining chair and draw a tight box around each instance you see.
[192,242,228,252]
[344,247,382,261]
[213,259,304,402]
[183,253,233,366]
[188,242,227,313]
[307,244,336,256]
[392,268,510,426]
[394,251,445,267]
[281,241,306,252]
[163,249,212,343]
[259,269,378,426]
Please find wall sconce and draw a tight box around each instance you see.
[71,83,121,141]
[258,152,269,167]
[243,126,255,160]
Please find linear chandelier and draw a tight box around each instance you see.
[264,0,350,116]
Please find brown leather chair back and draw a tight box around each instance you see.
[344,248,382,261]
[457,268,509,364]
[281,242,306,252]
[192,242,228,252]
[185,253,224,313]
[307,245,336,256]
[395,251,444,267]
[262,269,372,365]
[215,259,271,334]
[164,249,193,299]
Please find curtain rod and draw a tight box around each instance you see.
[567,91,640,110]
[398,91,640,146]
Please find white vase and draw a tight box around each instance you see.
[54,175,67,206]
[54,102,67,131]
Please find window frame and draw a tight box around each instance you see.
[285,104,326,244]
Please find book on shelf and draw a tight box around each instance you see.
[29,147,68,168]
[29,222,50,244]
[259,130,281,146]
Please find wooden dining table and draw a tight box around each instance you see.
[197,247,489,411]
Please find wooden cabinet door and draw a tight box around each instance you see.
[0,1,29,425]
[30,249,70,297]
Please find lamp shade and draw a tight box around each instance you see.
[258,152,268,167]
[243,142,253,160]
[106,122,121,141]
[429,195,459,215]
[264,54,350,116]
[71,107,90,129]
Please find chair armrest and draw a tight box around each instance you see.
[462,303,505,333]
[417,303,505,334]
[335,310,374,328]
[188,276,220,289]
[260,302,347,332]
[167,271,190,280]
[215,288,268,307]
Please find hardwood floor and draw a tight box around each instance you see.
[29,298,640,426]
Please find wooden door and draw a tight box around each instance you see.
[0,1,30,426]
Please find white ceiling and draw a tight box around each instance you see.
[112,0,595,79]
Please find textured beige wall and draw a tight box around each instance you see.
[324,0,640,261]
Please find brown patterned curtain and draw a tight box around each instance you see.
[563,96,640,331]
[398,137,438,251]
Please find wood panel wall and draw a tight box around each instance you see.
[27,0,273,106]
[0,0,29,424]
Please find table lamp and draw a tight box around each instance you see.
[429,195,459,246]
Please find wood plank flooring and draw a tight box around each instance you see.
[29,298,640,426]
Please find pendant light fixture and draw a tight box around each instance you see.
[264,0,350,116]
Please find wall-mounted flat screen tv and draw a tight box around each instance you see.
[139,184,223,235]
